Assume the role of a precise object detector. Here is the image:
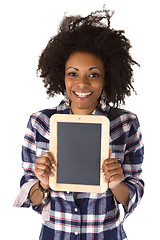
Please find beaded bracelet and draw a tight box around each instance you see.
[41,191,50,213]
[38,181,50,193]
[29,181,50,212]
[42,192,49,205]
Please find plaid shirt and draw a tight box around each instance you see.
[14,100,144,240]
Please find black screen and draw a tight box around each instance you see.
[57,122,101,185]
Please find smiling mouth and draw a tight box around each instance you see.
[74,91,93,98]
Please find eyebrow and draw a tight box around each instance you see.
[89,66,102,71]
[66,66,79,71]
[66,66,102,72]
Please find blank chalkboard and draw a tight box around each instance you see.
[49,114,110,193]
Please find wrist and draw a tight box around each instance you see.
[38,181,50,192]
[111,182,130,206]
[110,181,122,190]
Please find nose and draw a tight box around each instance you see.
[77,75,90,87]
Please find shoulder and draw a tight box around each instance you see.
[108,107,143,153]
[109,107,137,124]
[25,108,57,138]
[28,101,68,130]
[108,107,141,133]
[30,100,67,123]
[30,107,57,123]
[32,107,58,120]
[109,107,136,121]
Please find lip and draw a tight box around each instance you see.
[73,90,93,93]
[73,91,93,99]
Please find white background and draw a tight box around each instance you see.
[0,0,159,239]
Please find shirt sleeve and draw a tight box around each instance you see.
[13,115,49,214]
[122,115,144,220]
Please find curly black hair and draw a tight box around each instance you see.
[37,9,139,106]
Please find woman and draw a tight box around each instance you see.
[14,9,144,240]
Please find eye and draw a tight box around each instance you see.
[89,72,100,78]
[67,72,78,77]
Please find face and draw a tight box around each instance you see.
[65,52,105,115]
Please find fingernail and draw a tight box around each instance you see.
[104,178,107,183]
[52,163,55,167]
[50,173,54,177]
[101,168,104,173]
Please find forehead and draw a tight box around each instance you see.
[65,51,104,69]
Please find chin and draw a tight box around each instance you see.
[72,101,98,111]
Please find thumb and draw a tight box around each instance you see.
[109,149,112,158]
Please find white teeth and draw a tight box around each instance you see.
[75,92,92,98]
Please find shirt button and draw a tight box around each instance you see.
[74,208,78,212]
[75,231,78,235]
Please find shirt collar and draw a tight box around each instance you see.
[92,102,110,117]
[57,100,110,117]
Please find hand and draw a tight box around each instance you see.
[34,152,56,189]
[102,150,124,189]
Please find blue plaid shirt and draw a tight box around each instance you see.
[15,100,144,240]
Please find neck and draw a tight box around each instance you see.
[71,103,98,115]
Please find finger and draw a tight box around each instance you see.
[105,168,123,179]
[109,174,123,182]
[34,162,56,177]
[108,175,123,189]
[35,158,52,174]
[36,154,55,169]
[102,158,118,168]
[34,163,51,175]
[35,162,50,171]
[35,160,56,175]
[104,167,123,182]
[44,152,56,169]
[34,167,50,178]
[104,162,121,171]
[43,152,55,165]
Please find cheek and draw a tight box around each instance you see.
[94,81,104,95]
[64,79,75,99]
[64,78,72,90]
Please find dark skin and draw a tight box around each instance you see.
[30,52,130,206]
[30,152,55,205]
[31,151,129,206]
[102,150,129,206]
